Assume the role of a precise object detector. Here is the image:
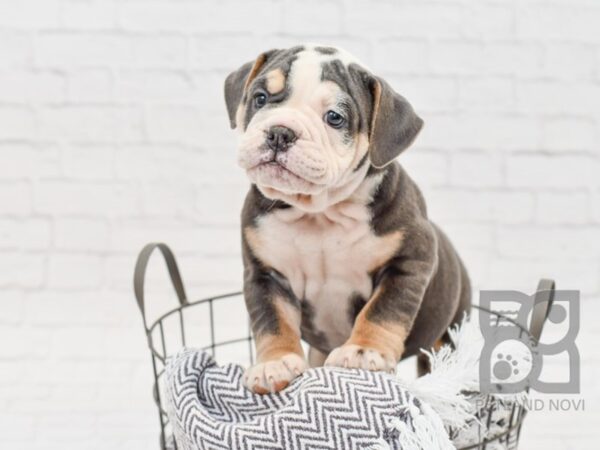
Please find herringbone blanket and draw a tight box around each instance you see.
[164,349,454,450]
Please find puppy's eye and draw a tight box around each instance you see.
[253,92,268,109]
[324,110,345,128]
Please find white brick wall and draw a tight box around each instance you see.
[0,0,598,448]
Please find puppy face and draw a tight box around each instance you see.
[225,45,423,210]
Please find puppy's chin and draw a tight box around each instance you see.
[247,162,324,197]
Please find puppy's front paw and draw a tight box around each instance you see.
[244,353,308,394]
[324,344,397,373]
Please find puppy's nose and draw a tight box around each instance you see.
[266,126,297,152]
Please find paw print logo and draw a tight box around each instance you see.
[493,353,519,380]
[479,283,580,395]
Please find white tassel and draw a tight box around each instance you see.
[371,401,456,450]
[394,315,530,442]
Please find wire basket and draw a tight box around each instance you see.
[133,243,555,450]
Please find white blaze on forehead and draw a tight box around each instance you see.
[286,50,326,105]
[285,46,366,106]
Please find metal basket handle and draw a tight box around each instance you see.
[528,278,556,343]
[133,242,188,329]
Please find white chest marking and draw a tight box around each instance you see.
[245,178,403,348]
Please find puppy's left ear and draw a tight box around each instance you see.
[368,77,424,168]
[224,49,279,129]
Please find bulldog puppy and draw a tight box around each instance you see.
[224,45,471,394]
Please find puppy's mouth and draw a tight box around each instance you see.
[247,153,320,194]
[252,158,306,182]
[256,158,295,176]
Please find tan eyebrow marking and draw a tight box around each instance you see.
[265,68,285,94]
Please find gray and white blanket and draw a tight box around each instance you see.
[164,349,454,450]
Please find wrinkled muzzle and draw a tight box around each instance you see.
[237,107,341,195]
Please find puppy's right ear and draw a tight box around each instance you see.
[224,49,278,129]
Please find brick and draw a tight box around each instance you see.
[449,151,504,187]
[0,218,51,250]
[110,218,240,255]
[0,289,24,324]
[0,144,60,179]
[36,412,96,439]
[38,106,143,142]
[517,4,600,42]
[194,184,246,226]
[36,33,133,68]
[50,325,108,359]
[0,106,36,140]
[25,359,133,388]
[374,40,429,75]
[459,77,515,112]
[118,0,283,34]
[489,259,599,296]
[189,35,264,71]
[62,146,116,180]
[443,223,495,251]
[0,413,35,441]
[55,218,110,251]
[156,146,248,185]
[60,0,117,30]
[0,252,45,288]
[418,114,541,151]
[428,189,536,224]
[386,76,457,113]
[34,181,140,216]
[115,70,194,103]
[497,226,600,260]
[506,155,599,189]
[146,106,226,144]
[0,32,32,68]
[535,192,589,224]
[0,182,32,216]
[0,0,59,28]
[114,145,162,180]
[47,254,104,289]
[283,1,342,36]
[345,2,463,38]
[517,80,600,114]
[542,43,596,80]
[427,189,492,222]
[592,190,600,223]
[181,254,243,285]
[430,42,484,75]
[482,43,544,77]
[541,117,597,152]
[0,326,51,358]
[27,290,126,326]
[130,35,187,68]
[67,69,113,102]
[0,71,65,103]
[140,182,196,216]
[400,150,448,186]
[462,3,514,39]
[486,191,536,224]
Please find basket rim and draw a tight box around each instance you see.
[145,293,533,352]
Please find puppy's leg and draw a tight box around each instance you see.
[244,276,307,394]
[326,225,436,372]
[325,300,407,372]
